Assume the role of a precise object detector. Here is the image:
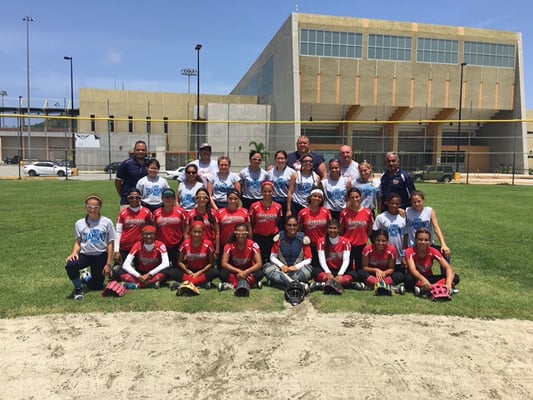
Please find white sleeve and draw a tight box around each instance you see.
[293,258,311,270]
[317,249,331,274]
[114,222,123,251]
[338,250,351,275]
[122,253,140,278]
[270,252,284,268]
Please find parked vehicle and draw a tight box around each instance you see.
[409,165,454,183]
[24,161,73,177]
[165,166,186,180]
[58,160,76,168]
[3,155,20,165]
[104,162,121,173]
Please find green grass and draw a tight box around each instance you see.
[1,180,532,320]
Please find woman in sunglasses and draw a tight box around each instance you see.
[114,188,153,264]
[177,164,204,212]
[287,153,321,219]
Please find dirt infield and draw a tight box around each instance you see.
[1,304,532,399]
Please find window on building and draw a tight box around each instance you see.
[300,28,363,59]
[128,116,133,133]
[163,117,168,134]
[108,115,114,133]
[417,38,458,64]
[464,41,515,68]
[368,34,412,61]
[146,116,151,134]
[90,114,95,132]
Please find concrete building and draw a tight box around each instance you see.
[232,13,528,173]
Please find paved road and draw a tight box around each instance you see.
[0,165,114,181]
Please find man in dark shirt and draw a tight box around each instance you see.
[115,140,149,208]
[380,151,416,210]
[287,135,327,179]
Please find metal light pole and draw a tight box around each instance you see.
[0,90,7,128]
[455,62,467,173]
[23,16,34,162]
[18,96,23,180]
[64,57,75,168]
[64,56,75,179]
[181,68,197,94]
[195,44,202,152]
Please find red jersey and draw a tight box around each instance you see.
[339,207,374,246]
[218,207,250,245]
[362,244,397,271]
[250,200,283,236]
[128,240,167,274]
[316,236,351,271]
[179,239,214,272]
[153,206,187,247]
[187,208,219,245]
[297,207,332,246]
[223,239,260,270]
[117,207,153,251]
[405,246,443,277]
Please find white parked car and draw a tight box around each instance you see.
[24,161,73,177]
[165,166,186,180]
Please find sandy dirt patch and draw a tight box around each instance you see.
[1,302,532,399]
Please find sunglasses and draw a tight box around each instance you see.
[128,196,141,200]
[186,171,197,174]
[302,159,313,164]
[85,205,101,210]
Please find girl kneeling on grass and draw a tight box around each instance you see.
[405,228,460,297]
[218,223,263,293]
[357,229,405,293]
[311,219,356,292]
[118,224,169,289]
[65,194,116,300]
[166,221,218,293]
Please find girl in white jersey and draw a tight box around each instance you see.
[136,159,170,212]
[65,194,115,300]
[287,153,321,218]
[268,150,295,223]
[405,190,451,260]
[207,156,241,210]
[321,158,351,221]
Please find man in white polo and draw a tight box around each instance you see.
[179,142,218,186]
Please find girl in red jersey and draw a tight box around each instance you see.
[297,188,332,266]
[358,229,405,291]
[339,187,374,270]
[153,188,187,267]
[166,221,218,291]
[217,189,252,248]
[218,223,263,292]
[250,181,283,264]
[405,228,460,297]
[114,188,152,264]
[118,224,169,289]
[185,187,220,256]
[312,219,355,291]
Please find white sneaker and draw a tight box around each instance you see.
[353,282,366,291]
[218,282,234,292]
[414,286,421,296]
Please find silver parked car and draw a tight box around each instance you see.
[24,161,73,177]
[165,166,186,180]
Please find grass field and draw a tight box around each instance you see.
[1,179,532,320]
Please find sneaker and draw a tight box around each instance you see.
[201,282,212,290]
[414,286,421,296]
[353,282,366,291]
[218,282,234,292]
[170,282,180,291]
[309,281,325,292]
[451,288,460,295]
[73,287,85,300]
[123,282,138,290]
[392,283,406,295]
[256,281,263,289]
[80,268,92,284]
[303,283,310,294]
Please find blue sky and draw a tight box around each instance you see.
[1,0,531,109]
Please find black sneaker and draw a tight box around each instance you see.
[74,287,85,300]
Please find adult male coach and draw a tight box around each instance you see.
[339,144,360,181]
[380,151,416,210]
[115,140,149,209]
[287,135,327,179]
[179,142,218,186]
